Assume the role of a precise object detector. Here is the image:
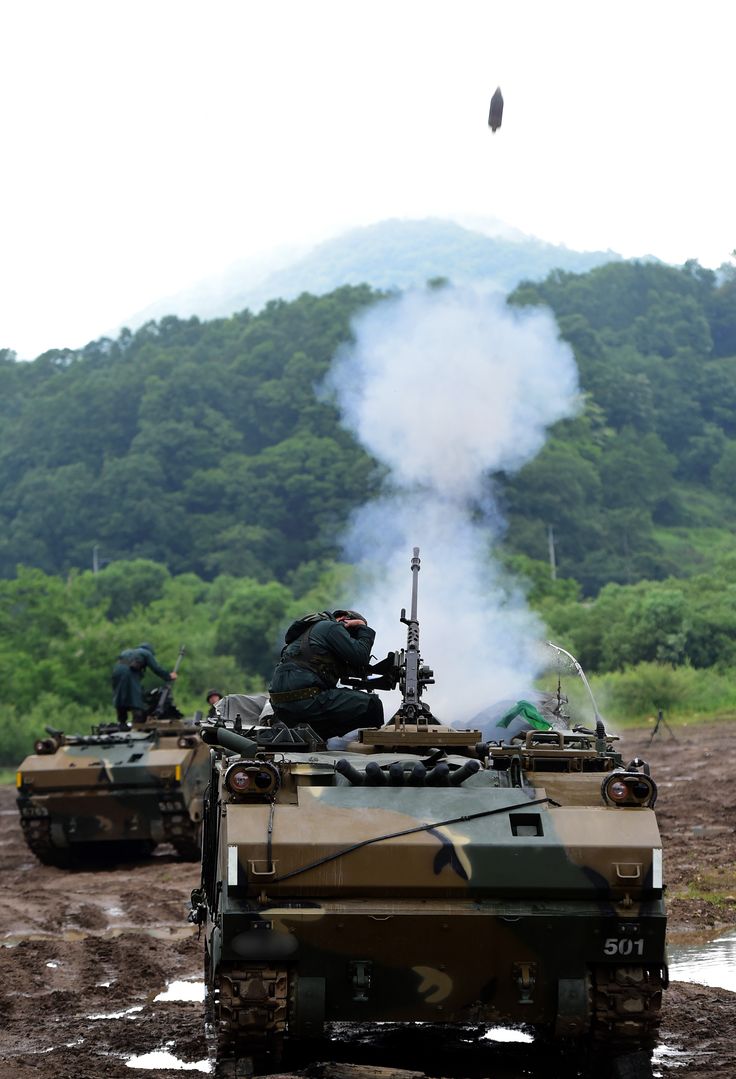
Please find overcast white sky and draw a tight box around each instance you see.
[2,0,734,359]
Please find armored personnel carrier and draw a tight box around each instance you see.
[191,550,667,1076]
[16,680,210,866]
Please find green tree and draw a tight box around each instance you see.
[503,439,603,567]
[214,579,294,681]
[598,430,676,515]
[711,439,736,497]
[86,559,171,619]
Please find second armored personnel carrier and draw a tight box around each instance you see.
[16,686,210,865]
[191,550,667,1076]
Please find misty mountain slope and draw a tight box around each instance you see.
[244,219,623,302]
[122,218,622,329]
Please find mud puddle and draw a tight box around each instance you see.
[126,1049,212,1072]
[1,925,195,946]
[154,980,205,1003]
[669,929,736,992]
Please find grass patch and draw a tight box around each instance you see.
[676,484,736,528]
[589,663,736,728]
[670,865,736,908]
[605,709,736,732]
[653,526,736,574]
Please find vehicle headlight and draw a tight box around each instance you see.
[34,738,57,755]
[601,771,657,808]
[224,759,281,799]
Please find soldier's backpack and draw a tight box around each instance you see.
[283,611,335,645]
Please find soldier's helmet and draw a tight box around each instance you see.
[205,689,223,702]
[333,609,366,622]
[139,642,155,652]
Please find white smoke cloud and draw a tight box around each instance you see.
[326,285,579,723]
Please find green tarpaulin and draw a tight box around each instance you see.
[497,699,553,731]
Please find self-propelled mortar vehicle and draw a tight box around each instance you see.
[191,550,667,1076]
[17,676,209,866]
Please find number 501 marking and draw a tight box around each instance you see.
[604,937,645,957]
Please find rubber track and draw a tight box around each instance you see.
[211,962,665,1069]
[591,964,665,1047]
[214,965,289,1073]
[19,816,68,867]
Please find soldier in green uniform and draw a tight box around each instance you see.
[205,689,223,718]
[112,642,178,726]
[269,610,384,739]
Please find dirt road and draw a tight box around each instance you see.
[1,722,735,1078]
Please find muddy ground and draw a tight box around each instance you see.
[1,721,735,1079]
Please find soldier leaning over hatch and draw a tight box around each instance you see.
[268,609,383,739]
[111,642,178,727]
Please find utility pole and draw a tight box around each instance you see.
[547,525,557,581]
[92,545,100,574]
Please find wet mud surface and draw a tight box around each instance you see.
[2,722,736,1078]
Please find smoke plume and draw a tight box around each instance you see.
[325,285,579,723]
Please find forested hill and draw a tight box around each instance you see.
[0,285,388,582]
[504,258,736,591]
[1,260,736,597]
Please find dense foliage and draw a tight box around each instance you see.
[0,286,382,582]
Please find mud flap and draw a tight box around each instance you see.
[555,976,590,1037]
[150,818,167,843]
[49,819,71,849]
[608,1049,654,1079]
[294,976,325,1037]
